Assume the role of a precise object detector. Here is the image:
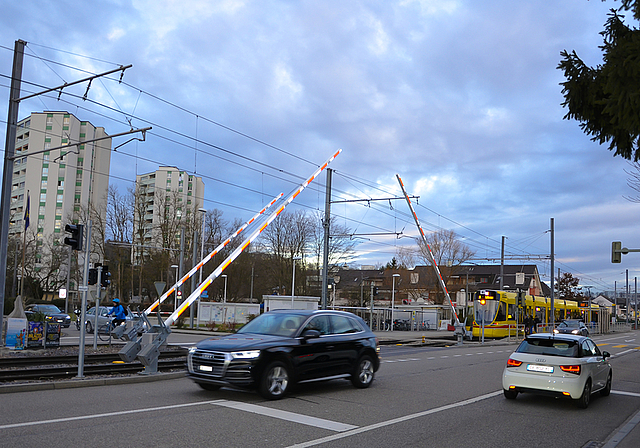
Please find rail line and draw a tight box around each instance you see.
[0,350,187,382]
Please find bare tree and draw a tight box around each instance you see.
[106,185,132,243]
[258,210,314,295]
[309,212,357,270]
[419,229,475,268]
[625,161,640,202]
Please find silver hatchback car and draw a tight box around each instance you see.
[502,333,611,408]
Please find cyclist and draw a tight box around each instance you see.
[107,298,126,329]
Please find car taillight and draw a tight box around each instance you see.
[560,365,581,375]
[506,358,522,368]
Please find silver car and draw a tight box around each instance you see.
[502,333,611,408]
[84,306,114,334]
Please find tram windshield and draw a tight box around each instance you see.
[475,300,498,324]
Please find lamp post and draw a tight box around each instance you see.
[291,256,301,309]
[391,273,400,331]
[195,208,206,329]
[221,274,227,303]
[171,264,179,311]
[198,208,206,284]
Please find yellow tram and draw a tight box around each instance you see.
[471,290,595,339]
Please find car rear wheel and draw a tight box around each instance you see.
[601,372,612,397]
[259,361,290,400]
[503,388,518,399]
[351,355,375,388]
[576,379,591,409]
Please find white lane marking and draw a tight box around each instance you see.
[0,399,227,430]
[612,349,637,357]
[287,391,502,448]
[612,390,640,398]
[603,408,640,447]
[213,400,357,432]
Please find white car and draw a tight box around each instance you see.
[502,333,611,408]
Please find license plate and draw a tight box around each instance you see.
[199,365,213,372]
[527,364,553,373]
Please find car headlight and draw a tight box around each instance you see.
[553,329,559,333]
[230,350,261,360]
[571,329,579,334]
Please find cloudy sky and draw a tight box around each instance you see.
[1,0,638,293]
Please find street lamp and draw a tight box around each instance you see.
[291,256,301,309]
[221,274,228,303]
[198,208,206,285]
[391,273,400,331]
[171,264,179,311]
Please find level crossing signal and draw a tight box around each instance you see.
[63,224,84,251]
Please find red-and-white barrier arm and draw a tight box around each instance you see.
[164,149,342,326]
[144,193,283,315]
[396,174,460,324]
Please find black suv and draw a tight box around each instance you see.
[24,304,71,328]
[187,309,380,399]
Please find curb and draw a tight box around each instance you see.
[0,371,186,394]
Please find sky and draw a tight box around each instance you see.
[1,0,638,294]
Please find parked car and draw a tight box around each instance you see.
[554,319,589,336]
[502,333,611,408]
[187,309,380,399]
[24,304,71,328]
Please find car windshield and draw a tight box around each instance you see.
[237,313,307,337]
[516,338,579,357]
[38,305,61,313]
[559,321,580,328]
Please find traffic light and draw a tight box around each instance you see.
[101,266,111,288]
[64,224,84,251]
[373,286,378,296]
[88,268,98,285]
[612,241,622,263]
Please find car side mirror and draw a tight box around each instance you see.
[302,329,321,340]
[602,351,610,359]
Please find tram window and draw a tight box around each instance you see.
[497,302,506,321]
[508,304,516,320]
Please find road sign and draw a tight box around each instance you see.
[59,288,67,299]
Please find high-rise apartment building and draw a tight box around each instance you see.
[133,166,205,259]
[9,111,111,257]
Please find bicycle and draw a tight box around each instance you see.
[97,320,113,342]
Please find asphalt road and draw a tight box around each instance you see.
[0,331,639,448]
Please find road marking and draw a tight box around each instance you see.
[612,390,640,398]
[613,345,628,348]
[603,408,640,447]
[287,390,502,448]
[213,400,357,432]
[0,399,228,430]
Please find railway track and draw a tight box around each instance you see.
[0,349,187,382]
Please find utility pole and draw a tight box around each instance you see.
[500,236,505,290]
[550,218,555,331]
[321,168,332,310]
[0,40,25,345]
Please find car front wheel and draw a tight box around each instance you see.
[259,361,290,400]
[576,379,591,409]
[351,355,375,388]
[85,321,93,334]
